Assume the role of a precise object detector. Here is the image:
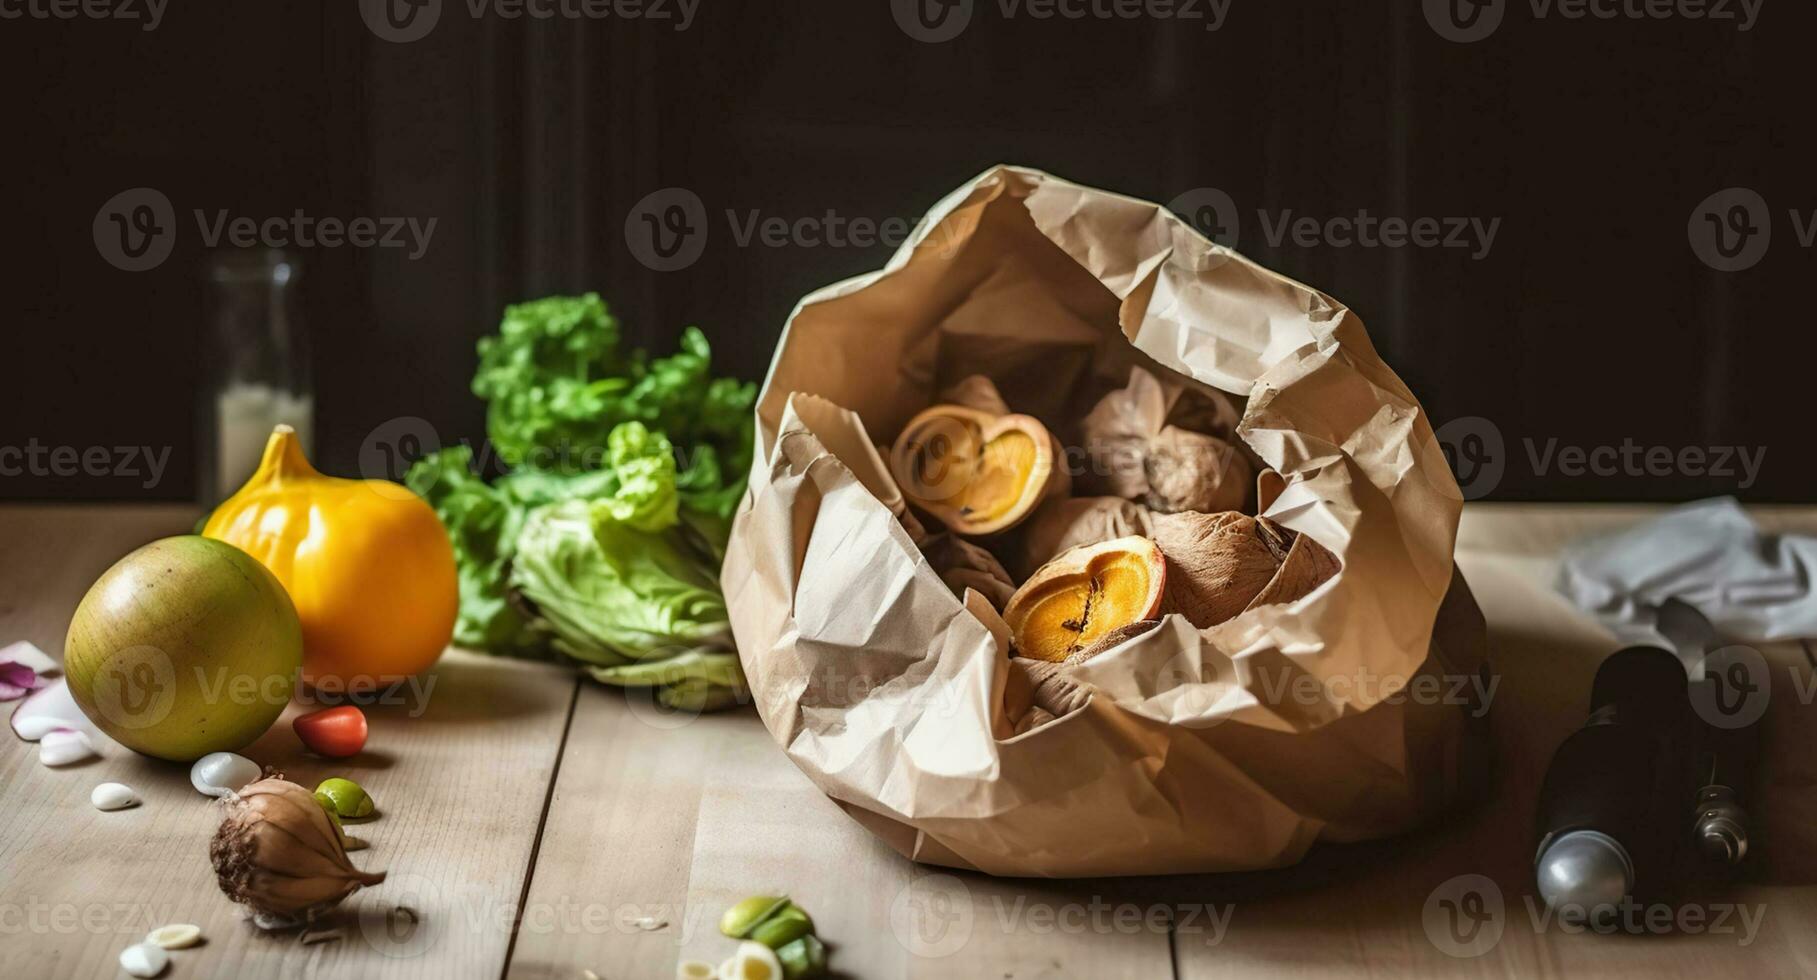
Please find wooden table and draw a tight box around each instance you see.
[4,503,1816,979]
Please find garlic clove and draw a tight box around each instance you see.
[1145,512,1338,628]
[92,782,140,811]
[145,923,202,949]
[118,942,169,978]
[10,676,107,743]
[191,751,261,798]
[40,728,97,766]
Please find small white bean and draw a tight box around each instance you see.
[119,942,168,978]
[91,782,139,811]
[39,729,96,766]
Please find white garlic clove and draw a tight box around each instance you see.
[145,923,202,950]
[119,942,169,977]
[15,714,73,740]
[10,677,106,743]
[190,751,261,798]
[92,782,140,811]
[40,729,97,766]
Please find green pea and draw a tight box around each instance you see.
[720,895,791,939]
[749,903,814,949]
[314,777,375,819]
[775,934,827,979]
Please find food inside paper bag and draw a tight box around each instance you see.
[722,166,1491,877]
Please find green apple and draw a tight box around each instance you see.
[64,536,302,761]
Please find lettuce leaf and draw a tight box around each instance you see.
[405,445,544,656]
[509,498,729,667]
[471,293,755,521]
[406,293,754,710]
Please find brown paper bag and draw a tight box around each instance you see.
[720,166,1491,877]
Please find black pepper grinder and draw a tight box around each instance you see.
[1533,646,1696,922]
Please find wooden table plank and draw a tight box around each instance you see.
[0,506,580,980]
[504,683,747,980]
[511,690,1179,979]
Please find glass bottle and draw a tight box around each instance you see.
[198,248,314,505]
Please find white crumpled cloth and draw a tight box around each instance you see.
[1557,497,1817,647]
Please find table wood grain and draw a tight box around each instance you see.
[4,503,1815,979]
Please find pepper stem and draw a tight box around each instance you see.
[259,424,318,481]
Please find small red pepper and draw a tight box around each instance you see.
[292,705,368,758]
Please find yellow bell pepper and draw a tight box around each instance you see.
[204,425,458,692]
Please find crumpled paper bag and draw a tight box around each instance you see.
[721,165,1491,876]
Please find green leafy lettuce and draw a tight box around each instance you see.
[406,294,756,710]
[471,293,754,520]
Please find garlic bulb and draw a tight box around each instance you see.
[209,776,385,921]
[1079,366,1251,515]
[1146,512,1339,628]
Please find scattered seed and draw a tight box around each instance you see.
[190,752,261,798]
[632,914,667,931]
[92,782,140,811]
[40,729,96,766]
[145,923,202,950]
[300,926,345,946]
[118,942,168,978]
[384,905,419,935]
[341,834,370,852]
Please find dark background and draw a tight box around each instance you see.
[2,0,1808,502]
